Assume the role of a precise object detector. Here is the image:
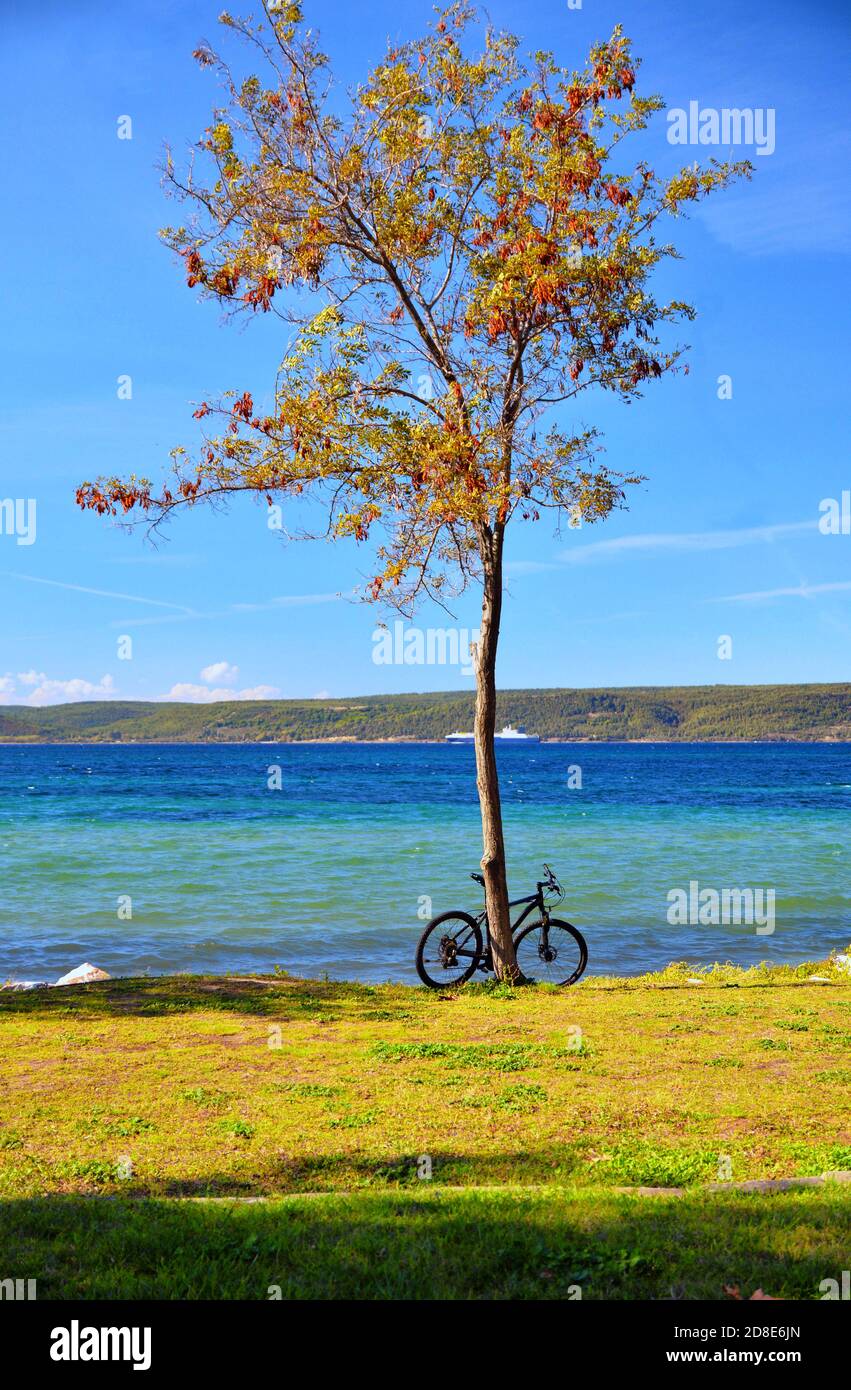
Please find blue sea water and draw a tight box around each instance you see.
[0,742,849,984]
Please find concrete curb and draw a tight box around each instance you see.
[79,1171,851,1203]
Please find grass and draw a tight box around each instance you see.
[1,955,849,1298]
[2,1188,847,1301]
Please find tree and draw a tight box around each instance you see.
[77,2,749,979]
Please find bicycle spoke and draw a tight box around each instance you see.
[515,922,584,985]
[416,913,484,987]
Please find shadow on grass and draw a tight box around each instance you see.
[0,1188,844,1300]
[0,975,405,1022]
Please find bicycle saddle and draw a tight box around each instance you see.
[470,872,485,886]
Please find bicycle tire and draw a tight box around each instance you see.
[513,917,588,986]
[415,911,484,989]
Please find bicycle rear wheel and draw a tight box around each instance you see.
[513,917,588,986]
[416,911,484,989]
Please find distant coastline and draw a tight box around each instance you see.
[0,683,848,744]
[0,736,850,747]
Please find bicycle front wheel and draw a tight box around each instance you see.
[416,911,484,989]
[513,917,588,986]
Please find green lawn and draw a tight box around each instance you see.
[3,1187,847,1300]
[1,958,849,1298]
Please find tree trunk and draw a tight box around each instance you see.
[473,527,519,981]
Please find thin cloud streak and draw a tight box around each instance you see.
[229,592,345,613]
[710,580,851,603]
[557,520,817,565]
[6,572,196,613]
[112,591,349,628]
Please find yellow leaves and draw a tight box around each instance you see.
[337,148,364,181]
[664,160,751,214]
[308,304,344,336]
[665,169,699,208]
[270,1,304,43]
[131,5,749,610]
[210,122,234,154]
[277,1,302,24]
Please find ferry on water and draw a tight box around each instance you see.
[445,724,541,744]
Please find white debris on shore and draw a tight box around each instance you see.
[54,962,111,986]
[2,962,111,991]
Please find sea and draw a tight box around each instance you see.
[1,741,848,984]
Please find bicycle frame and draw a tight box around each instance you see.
[470,885,553,968]
[417,868,586,989]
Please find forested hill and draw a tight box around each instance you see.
[0,685,848,743]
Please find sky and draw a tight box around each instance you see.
[1,0,849,705]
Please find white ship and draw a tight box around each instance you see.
[445,724,540,744]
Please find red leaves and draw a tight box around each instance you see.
[605,182,633,208]
[532,104,556,132]
[243,274,279,312]
[192,403,210,420]
[75,482,153,517]
[231,391,253,422]
[210,266,240,295]
[532,277,560,307]
[627,357,662,387]
[182,248,204,288]
[487,309,508,341]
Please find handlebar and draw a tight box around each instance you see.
[469,865,561,897]
[540,863,562,897]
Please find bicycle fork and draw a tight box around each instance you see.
[482,909,551,973]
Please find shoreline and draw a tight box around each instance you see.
[5,954,850,993]
[1,736,850,747]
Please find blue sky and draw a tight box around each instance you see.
[1,0,849,705]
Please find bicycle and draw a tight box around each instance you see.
[415,864,588,988]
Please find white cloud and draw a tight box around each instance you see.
[200,661,239,685]
[237,685,280,700]
[0,673,118,706]
[162,682,280,703]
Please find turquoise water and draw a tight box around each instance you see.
[1,742,849,982]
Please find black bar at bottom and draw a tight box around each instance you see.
[4,1297,845,1375]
